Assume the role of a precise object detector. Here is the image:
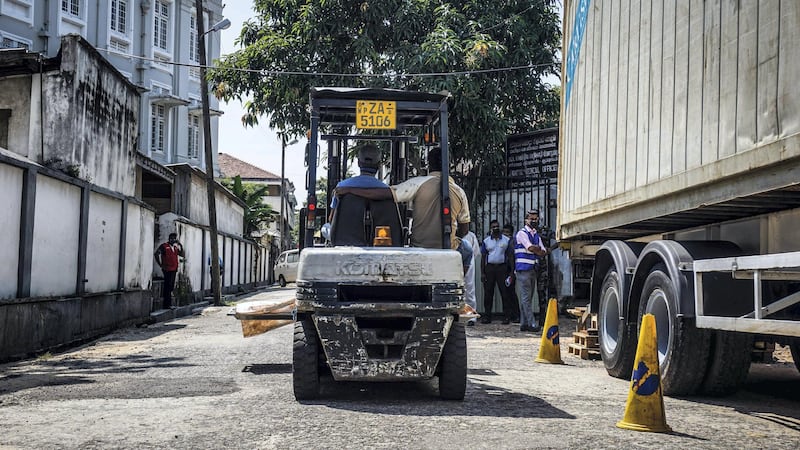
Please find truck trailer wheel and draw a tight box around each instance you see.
[638,265,710,396]
[438,321,467,400]
[293,319,320,400]
[700,331,753,396]
[598,268,636,379]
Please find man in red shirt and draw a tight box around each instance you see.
[154,233,184,309]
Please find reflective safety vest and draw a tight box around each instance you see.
[514,229,540,272]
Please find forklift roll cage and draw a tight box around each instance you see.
[303,87,453,250]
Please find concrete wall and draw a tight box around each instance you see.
[155,213,268,299]
[0,162,22,298]
[30,174,81,297]
[185,172,245,236]
[86,192,123,293]
[125,202,154,290]
[0,290,151,362]
[3,162,156,300]
[0,76,33,159]
[0,153,157,361]
[42,36,139,197]
[179,223,204,295]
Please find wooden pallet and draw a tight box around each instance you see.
[572,330,598,348]
[565,307,601,360]
[751,341,776,363]
[568,343,601,360]
[566,307,587,319]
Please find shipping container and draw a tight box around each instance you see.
[559,0,800,395]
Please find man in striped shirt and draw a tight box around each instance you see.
[514,210,548,332]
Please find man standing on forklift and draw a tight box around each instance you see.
[392,147,471,250]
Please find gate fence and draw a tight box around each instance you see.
[454,175,557,238]
[453,174,573,306]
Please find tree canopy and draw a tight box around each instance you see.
[212,0,561,174]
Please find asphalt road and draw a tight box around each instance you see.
[1,286,799,449]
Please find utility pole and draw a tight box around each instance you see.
[280,134,286,251]
[279,134,298,250]
[195,0,229,305]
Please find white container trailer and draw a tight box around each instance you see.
[559,0,800,395]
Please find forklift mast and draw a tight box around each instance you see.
[300,87,452,251]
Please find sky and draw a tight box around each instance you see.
[217,3,310,207]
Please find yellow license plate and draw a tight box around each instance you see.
[356,100,396,130]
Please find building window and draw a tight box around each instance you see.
[153,0,170,51]
[109,39,129,54]
[189,14,201,78]
[151,104,166,153]
[61,0,80,17]
[189,14,199,62]
[110,0,128,34]
[154,54,171,66]
[188,114,200,159]
[1,34,31,50]
[1,0,34,24]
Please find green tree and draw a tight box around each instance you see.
[222,176,277,237]
[212,0,560,176]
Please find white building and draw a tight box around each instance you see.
[0,0,226,173]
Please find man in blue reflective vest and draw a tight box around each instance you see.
[514,209,548,332]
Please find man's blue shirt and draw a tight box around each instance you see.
[329,173,390,209]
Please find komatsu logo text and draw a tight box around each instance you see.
[336,261,432,277]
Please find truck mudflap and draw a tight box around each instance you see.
[314,313,454,381]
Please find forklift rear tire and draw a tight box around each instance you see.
[439,321,467,400]
[293,319,320,400]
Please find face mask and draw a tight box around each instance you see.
[491,226,500,234]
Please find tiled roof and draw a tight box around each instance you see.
[218,153,280,180]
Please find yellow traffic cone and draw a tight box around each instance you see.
[616,313,672,433]
[535,298,564,364]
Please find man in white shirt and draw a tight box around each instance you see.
[480,219,514,324]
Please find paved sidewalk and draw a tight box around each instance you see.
[149,283,290,324]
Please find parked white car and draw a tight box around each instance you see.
[275,249,299,287]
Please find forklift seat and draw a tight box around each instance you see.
[330,187,403,246]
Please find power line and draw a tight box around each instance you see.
[97,48,557,78]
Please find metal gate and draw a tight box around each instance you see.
[453,175,573,313]
[455,175,557,239]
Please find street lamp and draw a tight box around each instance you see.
[195,0,230,305]
[280,134,298,251]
